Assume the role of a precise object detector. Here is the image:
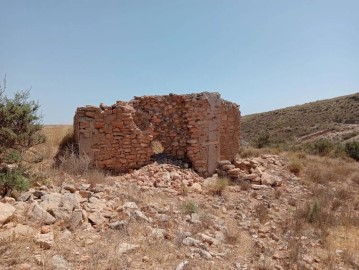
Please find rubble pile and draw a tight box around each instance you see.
[218,154,288,188]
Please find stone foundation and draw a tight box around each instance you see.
[74,92,240,175]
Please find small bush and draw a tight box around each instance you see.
[307,139,334,156]
[344,141,359,161]
[0,169,30,197]
[84,169,107,187]
[199,213,215,230]
[295,199,334,229]
[58,146,91,175]
[307,199,321,223]
[304,165,324,184]
[254,132,271,148]
[0,78,44,155]
[3,150,22,164]
[183,200,198,215]
[208,177,229,196]
[287,158,303,176]
[179,183,188,196]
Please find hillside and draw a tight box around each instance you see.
[241,92,359,145]
[1,120,358,270]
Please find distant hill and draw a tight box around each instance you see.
[241,93,359,145]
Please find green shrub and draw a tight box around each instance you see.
[0,170,30,197]
[307,199,321,223]
[3,150,22,163]
[254,132,271,148]
[0,77,43,197]
[306,139,334,156]
[0,77,43,161]
[183,200,198,215]
[344,141,359,161]
[0,97,43,153]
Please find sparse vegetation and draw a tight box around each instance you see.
[84,169,107,187]
[0,77,43,196]
[306,199,322,224]
[179,183,189,195]
[254,131,271,148]
[0,90,358,269]
[183,200,198,215]
[287,157,303,175]
[57,146,91,175]
[344,141,359,161]
[0,169,29,197]
[237,146,261,158]
[0,77,44,157]
[207,177,229,196]
[306,138,335,156]
[242,93,359,145]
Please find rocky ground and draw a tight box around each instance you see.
[0,154,358,270]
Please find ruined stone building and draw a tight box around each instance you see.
[74,92,240,175]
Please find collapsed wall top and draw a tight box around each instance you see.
[74,92,240,176]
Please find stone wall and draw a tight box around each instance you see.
[74,92,240,175]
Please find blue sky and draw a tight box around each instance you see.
[1,0,358,124]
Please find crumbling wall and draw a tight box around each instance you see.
[74,92,240,175]
[130,95,189,160]
[220,100,241,161]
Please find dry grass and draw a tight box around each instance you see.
[83,169,107,187]
[237,146,262,158]
[0,235,36,268]
[287,157,303,176]
[57,148,90,175]
[178,183,189,196]
[207,177,229,196]
[283,152,359,269]
[182,200,198,215]
[327,226,359,268]
[31,125,108,187]
[350,172,359,185]
[237,146,282,159]
[302,155,358,184]
[36,125,73,161]
[24,125,73,178]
